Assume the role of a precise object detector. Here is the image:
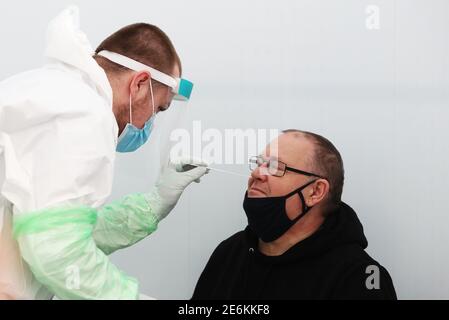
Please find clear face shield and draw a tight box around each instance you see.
[96,50,193,169]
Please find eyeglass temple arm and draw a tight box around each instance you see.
[285,166,324,179]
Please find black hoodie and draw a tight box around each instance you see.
[192,202,396,300]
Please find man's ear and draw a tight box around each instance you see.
[129,71,151,99]
[307,179,330,207]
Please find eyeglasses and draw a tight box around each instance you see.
[249,156,325,178]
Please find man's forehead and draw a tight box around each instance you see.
[172,63,181,79]
[263,132,313,166]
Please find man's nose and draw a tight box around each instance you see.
[251,164,268,182]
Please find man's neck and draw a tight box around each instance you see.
[258,211,325,256]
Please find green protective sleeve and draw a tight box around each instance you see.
[13,206,139,300]
[93,193,160,255]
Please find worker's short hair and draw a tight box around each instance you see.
[283,129,345,214]
[94,23,181,78]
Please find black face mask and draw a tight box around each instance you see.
[243,180,317,242]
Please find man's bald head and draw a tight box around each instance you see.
[282,130,345,213]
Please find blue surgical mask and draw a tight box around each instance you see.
[116,79,156,153]
[116,115,155,153]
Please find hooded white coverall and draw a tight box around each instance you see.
[0,6,205,299]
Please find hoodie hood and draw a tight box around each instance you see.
[244,202,368,265]
[44,6,112,103]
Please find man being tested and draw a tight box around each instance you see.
[193,130,396,299]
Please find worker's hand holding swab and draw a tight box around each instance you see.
[145,157,209,221]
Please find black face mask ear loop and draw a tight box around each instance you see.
[287,179,318,223]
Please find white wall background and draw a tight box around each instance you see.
[1,0,448,299]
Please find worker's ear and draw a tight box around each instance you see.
[306,179,330,207]
[129,71,151,100]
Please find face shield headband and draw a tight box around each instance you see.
[96,50,193,101]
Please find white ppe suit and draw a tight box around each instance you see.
[0,7,206,299]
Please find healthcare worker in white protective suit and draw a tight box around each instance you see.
[0,6,208,299]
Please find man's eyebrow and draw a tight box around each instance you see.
[276,157,287,164]
[263,154,286,163]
